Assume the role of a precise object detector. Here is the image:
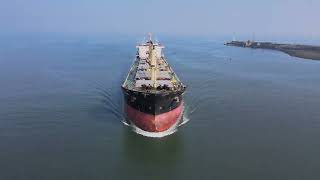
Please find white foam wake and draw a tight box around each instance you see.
[179,114,190,126]
[121,119,130,126]
[131,122,178,138]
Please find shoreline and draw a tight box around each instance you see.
[225,40,320,60]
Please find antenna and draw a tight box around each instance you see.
[148,32,152,42]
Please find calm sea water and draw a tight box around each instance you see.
[1,34,320,180]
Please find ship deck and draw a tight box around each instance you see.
[122,37,185,94]
[122,56,184,94]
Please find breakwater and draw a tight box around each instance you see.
[225,40,320,60]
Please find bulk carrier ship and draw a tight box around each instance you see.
[122,34,186,133]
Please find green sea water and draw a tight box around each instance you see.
[1,34,320,180]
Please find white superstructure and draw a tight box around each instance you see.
[123,33,183,92]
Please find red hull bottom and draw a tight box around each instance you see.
[125,103,183,132]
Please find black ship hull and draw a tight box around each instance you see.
[122,88,184,115]
[122,87,185,132]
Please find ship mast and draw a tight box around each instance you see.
[148,32,152,42]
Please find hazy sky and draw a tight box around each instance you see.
[1,0,319,37]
